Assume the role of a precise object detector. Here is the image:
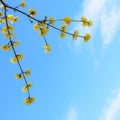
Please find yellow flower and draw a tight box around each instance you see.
[16,53,23,61]
[81,16,88,26]
[25,68,31,77]
[72,30,79,40]
[33,24,39,30]
[21,1,26,8]
[1,25,14,33]
[10,16,19,24]
[6,25,14,32]
[63,16,71,25]
[43,44,51,53]
[27,82,32,88]
[28,8,37,17]
[1,27,7,33]
[0,11,2,16]
[83,33,91,42]
[22,82,32,92]
[40,27,49,36]
[49,17,55,26]
[10,57,17,63]
[7,14,14,21]
[60,25,67,32]
[60,32,66,38]
[10,53,23,63]
[24,97,35,105]
[4,32,14,39]
[1,44,10,51]
[13,40,20,47]
[15,73,22,80]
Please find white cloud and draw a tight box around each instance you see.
[100,7,120,45]
[65,108,78,120]
[75,0,120,46]
[100,89,120,120]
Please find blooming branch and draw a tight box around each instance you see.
[0,0,92,105]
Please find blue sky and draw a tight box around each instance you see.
[1,0,120,120]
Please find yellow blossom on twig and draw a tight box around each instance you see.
[60,32,66,38]
[63,16,71,25]
[10,53,23,63]
[72,30,79,40]
[22,82,32,92]
[15,73,22,80]
[25,68,31,77]
[44,44,51,53]
[83,33,91,42]
[13,40,20,47]
[28,8,37,17]
[1,44,10,51]
[24,97,35,105]
[21,1,26,8]
[49,17,55,26]
[33,24,39,30]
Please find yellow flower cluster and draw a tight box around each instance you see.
[60,25,67,38]
[43,44,51,53]
[22,82,32,92]
[40,27,49,36]
[24,97,35,105]
[28,8,37,17]
[10,53,23,63]
[81,16,92,27]
[33,23,49,37]
[72,30,79,40]
[7,14,19,24]
[0,0,37,106]
[63,16,71,25]
[0,40,20,51]
[1,24,14,38]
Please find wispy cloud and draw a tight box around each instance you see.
[75,0,120,46]
[100,89,120,120]
[65,108,78,120]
